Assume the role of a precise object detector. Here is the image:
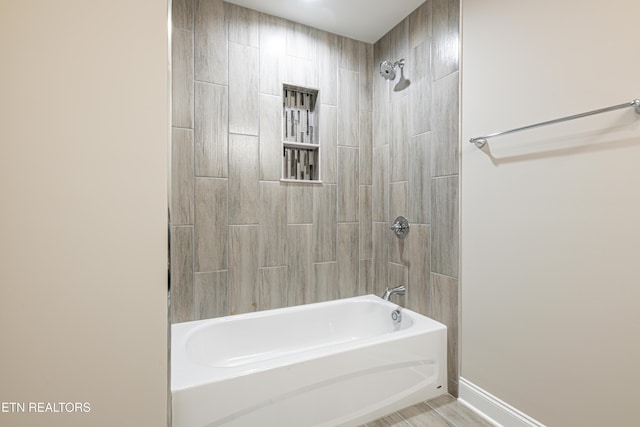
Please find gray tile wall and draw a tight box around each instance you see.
[170,0,373,318]
[372,0,460,395]
[170,0,459,396]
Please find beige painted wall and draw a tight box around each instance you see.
[0,1,168,426]
[461,0,640,425]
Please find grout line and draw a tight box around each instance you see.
[194,269,228,275]
[312,261,337,266]
[194,175,228,180]
[432,68,460,83]
[228,131,259,138]
[431,272,459,281]
[432,173,459,179]
[409,129,432,139]
[193,79,228,88]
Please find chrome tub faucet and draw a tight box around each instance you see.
[381,285,406,301]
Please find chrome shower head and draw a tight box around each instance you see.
[379,60,396,80]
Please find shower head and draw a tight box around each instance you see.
[379,58,405,80]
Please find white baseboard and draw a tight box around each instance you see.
[458,377,546,427]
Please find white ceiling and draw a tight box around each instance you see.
[225,0,426,44]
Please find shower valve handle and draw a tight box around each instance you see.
[389,216,410,239]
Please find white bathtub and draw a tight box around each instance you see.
[171,295,447,427]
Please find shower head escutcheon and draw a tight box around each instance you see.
[379,58,405,80]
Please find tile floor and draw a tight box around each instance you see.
[361,394,496,427]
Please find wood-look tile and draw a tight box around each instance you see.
[259,13,287,96]
[312,262,338,303]
[316,30,339,106]
[372,146,389,222]
[313,184,336,262]
[338,69,360,147]
[338,147,359,222]
[339,36,360,72]
[374,30,391,69]
[409,0,433,49]
[389,181,408,232]
[286,55,317,89]
[171,128,194,225]
[259,94,283,181]
[229,225,259,315]
[359,43,374,113]
[408,132,431,225]
[195,0,227,85]
[194,178,227,272]
[372,222,389,297]
[287,224,312,305]
[194,82,228,178]
[287,184,313,224]
[389,182,409,266]
[431,176,458,277]
[390,95,408,182]
[360,259,373,295]
[427,394,495,427]
[398,402,453,427]
[431,71,459,177]
[170,226,194,323]
[258,266,287,310]
[359,111,373,185]
[407,224,430,316]
[258,182,286,267]
[365,412,410,427]
[360,185,372,259]
[229,42,259,136]
[286,21,316,60]
[225,2,258,47]
[229,134,258,225]
[388,20,408,103]
[448,379,459,398]
[172,0,194,32]
[409,40,432,137]
[430,273,458,385]
[172,28,193,129]
[432,0,459,80]
[365,395,497,427]
[389,19,408,67]
[337,223,359,299]
[373,36,390,149]
[372,55,390,149]
[319,104,337,184]
[194,270,227,319]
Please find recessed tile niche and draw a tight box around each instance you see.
[281,84,321,182]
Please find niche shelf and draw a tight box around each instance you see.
[281,84,321,183]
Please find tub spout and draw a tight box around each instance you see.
[381,285,406,301]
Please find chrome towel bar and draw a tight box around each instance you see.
[470,99,640,148]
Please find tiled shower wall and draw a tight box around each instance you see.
[170,0,374,321]
[170,0,459,395]
[371,0,460,395]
